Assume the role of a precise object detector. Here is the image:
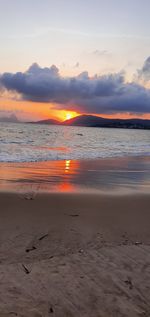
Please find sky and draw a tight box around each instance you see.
[0,0,150,121]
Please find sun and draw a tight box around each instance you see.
[56,110,79,122]
[65,112,73,120]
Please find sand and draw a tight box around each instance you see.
[0,192,150,316]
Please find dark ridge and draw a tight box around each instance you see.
[62,114,150,130]
[30,118,60,125]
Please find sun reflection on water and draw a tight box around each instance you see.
[0,157,150,194]
[65,160,71,173]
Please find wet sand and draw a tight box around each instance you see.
[0,192,150,316]
[0,156,150,194]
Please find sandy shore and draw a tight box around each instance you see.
[0,192,150,316]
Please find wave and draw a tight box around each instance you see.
[0,123,150,163]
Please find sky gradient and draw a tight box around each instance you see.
[0,0,150,121]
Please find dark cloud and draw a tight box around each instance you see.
[0,62,150,115]
[138,56,150,82]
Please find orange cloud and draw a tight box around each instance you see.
[96,113,150,120]
[0,96,80,121]
[0,93,150,121]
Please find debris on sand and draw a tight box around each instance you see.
[49,306,54,313]
[22,264,31,275]
[124,277,133,290]
[38,234,49,241]
[135,241,142,246]
[26,246,37,253]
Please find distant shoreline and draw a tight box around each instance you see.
[29,113,150,130]
[1,114,150,130]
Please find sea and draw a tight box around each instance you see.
[0,122,150,193]
[0,122,150,162]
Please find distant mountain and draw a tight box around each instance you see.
[4,113,150,129]
[31,114,150,130]
[0,114,19,123]
[31,118,60,125]
[63,115,150,130]
[64,115,106,126]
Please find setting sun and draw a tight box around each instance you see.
[60,110,79,122]
[66,113,73,120]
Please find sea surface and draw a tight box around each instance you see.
[0,122,150,162]
[0,123,150,193]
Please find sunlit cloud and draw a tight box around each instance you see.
[0,58,150,117]
[137,56,150,83]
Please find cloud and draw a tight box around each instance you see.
[93,50,109,57]
[0,111,19,122]
[0,62,150,115]
[74,62,80,68]
[137,56,150,82]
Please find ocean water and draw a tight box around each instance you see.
[0,122,150,162]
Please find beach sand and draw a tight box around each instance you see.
[0,192,150,316]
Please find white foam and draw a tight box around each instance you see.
[0,123,150,162]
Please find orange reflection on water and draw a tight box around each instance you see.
[0,159,80,193]
[65,160,71,173]
[1,157,149,194]
[57,182,75,192]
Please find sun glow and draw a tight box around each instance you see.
[64,111,78,121]
[66,113,72,120]
[50,109,79,122]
